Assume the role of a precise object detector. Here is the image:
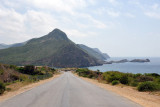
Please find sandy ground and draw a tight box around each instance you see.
[0,74,61,102]
[77,75,160,107]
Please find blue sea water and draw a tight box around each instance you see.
[88,57,160,74]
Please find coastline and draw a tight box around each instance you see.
[88,57,160,74]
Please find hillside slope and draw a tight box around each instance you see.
[77,44,110,60]
[0,29,102,67]
[93,48,110,59]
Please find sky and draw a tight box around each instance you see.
[0,0,160,57]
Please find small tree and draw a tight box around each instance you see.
[0,81,5,94]
[24,65,35,75]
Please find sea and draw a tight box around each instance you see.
[88,57,160,74]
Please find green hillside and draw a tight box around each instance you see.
[77,44,109,61]
[0,29,102,67]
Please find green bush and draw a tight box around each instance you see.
[112,80,119,85]
[137,76,153,82]
[138,81,160,91]
[119,74,129,84]
[144,73,160,78]
[76,68,101,79]
[0,81,6,94]
[130,81,139,87]
[24,65,35,75]
[102,71,121,83]
[0,69,4,75]
[133,73,142,78]
[102,71,129,84]
[9,65,17,70]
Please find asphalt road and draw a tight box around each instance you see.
[0,72,141,107]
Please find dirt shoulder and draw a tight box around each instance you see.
[76,75,160,107]
[0,74,61,102]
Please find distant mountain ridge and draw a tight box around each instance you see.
[77,44,110,61]
[0,29,107,67]
[0,42,27,49]
[92,48,110,59]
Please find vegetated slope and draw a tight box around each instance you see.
[92,48,110,59]
[0,63,26,83]
[0,63,56,94]
[0,29,102,67]
[77,44,110,61]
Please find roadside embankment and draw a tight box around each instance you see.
[74,68,160,107]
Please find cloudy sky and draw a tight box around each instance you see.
[0,0,160,57]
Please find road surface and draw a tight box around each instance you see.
[0,72,141,107]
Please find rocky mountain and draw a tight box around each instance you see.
[78,44,110,61]
[0,29,103,68]
[92,48,110,59]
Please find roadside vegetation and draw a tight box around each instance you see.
[76,68,160,92]
[0,63,57,95]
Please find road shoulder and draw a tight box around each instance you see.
[75,74,160,107]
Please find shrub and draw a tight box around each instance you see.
[0,81,5,94]
[119,74,129,84]
[24,65,35,75]
[9,65,17,70]
[0,69,4,75]
[137,76,153,82]
[102,71,129,84]
[112,80,119,85]
[19,75,29,81]
[102,71,121,83]
[144,73,160,78]
[76,68,101,79]
[138,81,160,91]
[130,81,139,87]
[10,74,19,81]
[134,73,142,78]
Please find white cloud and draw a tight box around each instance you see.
[151,3,159,10]
[128,1,160,20]
[26,0,87,15]
[125,13,135,18]
[107,10,120,17]
[76,13,107,29]
[88,0,96,5]
[0,7,24,33]
[65,29,97,37]
[24,10,58,35]
[108,0,118,5]
[0,5,59,43]
[145,12,160,19]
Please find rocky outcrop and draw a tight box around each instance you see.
[130,59,150,63]
[104,59,150,64]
